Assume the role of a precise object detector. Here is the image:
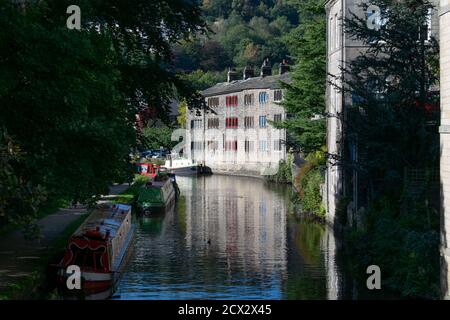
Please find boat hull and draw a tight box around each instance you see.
[137,179,176,216]
[55,208,135,300]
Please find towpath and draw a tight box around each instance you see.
[0,184,129,296]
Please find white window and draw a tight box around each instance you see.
[259,140,268,152]
[330,17,334,50]
[335,13,339,48]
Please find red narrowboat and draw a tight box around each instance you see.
[55,203,135,299]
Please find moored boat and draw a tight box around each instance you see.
[136,173,177,216]
[55,203,135,300]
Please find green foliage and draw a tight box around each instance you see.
[0,0,206,232]
[0,129,46,236]
[342,0,439,196]
[341,0,440,299]
[178,70,226,91]
[295,148,326,217]
[348,197,439,298]
[177,100,188,128]
[113,175,148,204]
[141,124,176,150]
[280,0,326,154]
[173,0,298,73]
[265,158,293,184]
[0,3,134,204]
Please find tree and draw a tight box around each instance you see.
[0,129,46,236]
[0,0,207,229]
[177,100,188,129]
[340,0,440,298]
[45,0,208,123]
[0,2,135,204]
[141,124,176,151]
[341,0,439,202]
[280,0,326,155]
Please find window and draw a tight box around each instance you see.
[191,141,203,150]
[207,97,219,108]
[191,119,202,129]
[226,95,238,107]
[244,93,254,106]
[330,17,335,50]
[207,140,218,151]
[335,13,339,48]
[208,118,219,129]
[274,114,282,123]
[244,116,254,128]
[274,90,283,102]
[259,116,267,128]
[273,139,282,151]
[259,92,269,105]
[244,140,254,153]
[225,117,238,129]
[259,140,268,152]
[224,140,238,151]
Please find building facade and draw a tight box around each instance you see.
[325,0,363,223]
[440,0,450,299]
[186,61,290,176]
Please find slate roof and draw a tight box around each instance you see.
[200,72,291,97]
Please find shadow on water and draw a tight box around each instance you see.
[114,175,382,300]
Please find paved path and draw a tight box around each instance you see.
[0,184,129,295]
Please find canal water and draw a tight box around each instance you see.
[114,175,369,300]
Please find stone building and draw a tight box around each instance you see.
[325,0,439,224]
[440,0,450,299]
[186,60,290,176]
[325,0,365,223]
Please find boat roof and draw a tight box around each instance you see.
[74,203,132,239]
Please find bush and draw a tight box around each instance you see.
[265,153,293,184]
[300,168,326,217]
[294,147,326,217]
[347,196,439,299]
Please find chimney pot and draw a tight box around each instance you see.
[227,68,239,82]
[260,58,272,77]
[279,59,290,75]
[243,65,254,80]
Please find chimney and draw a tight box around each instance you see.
[260,58,272,77]
[279,59,290,75]
[227,68,239,82]
[243,66,254,80]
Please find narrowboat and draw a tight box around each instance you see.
[55,203,135,300]
[136,162,160,177]
[136,173,178,216]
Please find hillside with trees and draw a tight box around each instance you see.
[173,0,299,90]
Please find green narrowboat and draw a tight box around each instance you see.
[136,173,177,216]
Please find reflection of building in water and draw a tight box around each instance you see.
[321,226,340,300]
[182,175,287,277]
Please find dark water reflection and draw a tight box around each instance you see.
[115,175,344,300]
